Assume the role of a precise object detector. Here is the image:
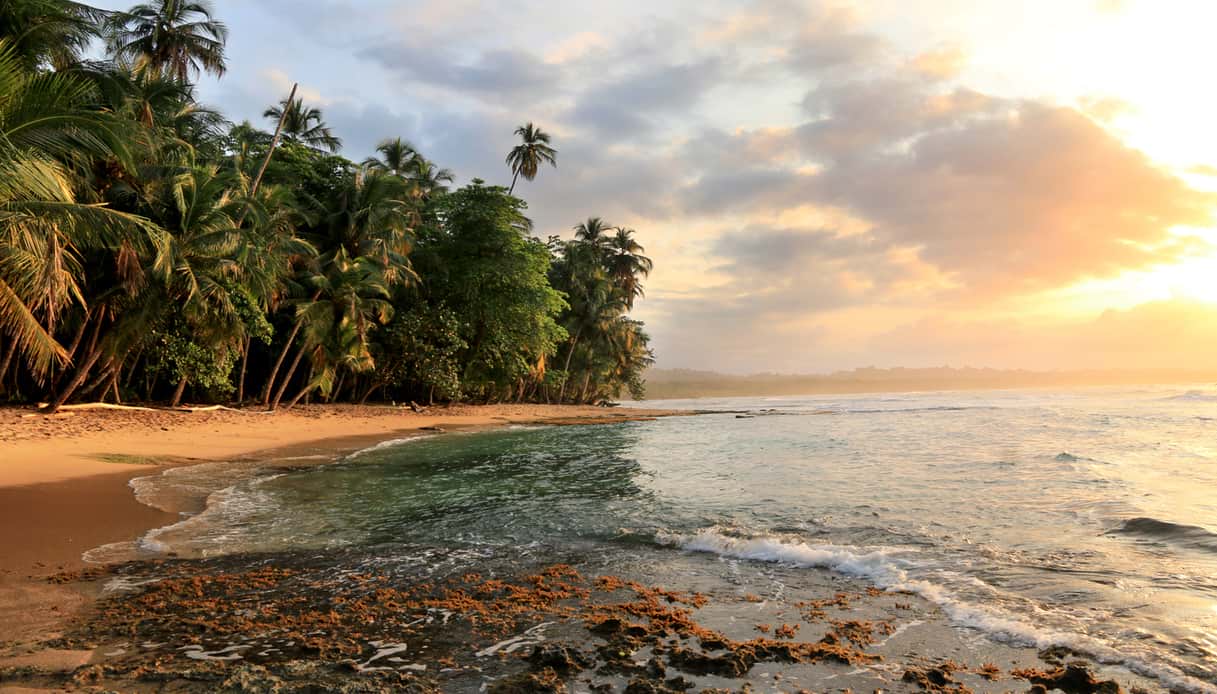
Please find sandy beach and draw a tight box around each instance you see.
[0,403,682,688]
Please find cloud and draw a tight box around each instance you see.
[809,101,1216,293]
[675,76,1213,298]
[568,57,729,138]
[909,45,968,79]
[783,6,885,75]
[359,42,563,103]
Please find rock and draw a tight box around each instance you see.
[488,667,567,693]
[620,675,696,693]
[901,662,970,693]
[1012,662,1122,694]
[527,643,593,675]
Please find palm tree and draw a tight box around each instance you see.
[0,40,158,387]
[263,169,414,408]
[0,0,108,70]
[146,164,246,404]
[262,96,341,152]
[363,137,416,176]
[409,158,454,200]
[574,217,613,251]
[106,0,228,83]
[280,250,391,409]
[607,227,652,309]
[505,122,556,194]
[89,66,227,153]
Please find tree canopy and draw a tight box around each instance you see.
[0,0,655,411]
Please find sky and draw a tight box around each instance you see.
[98,0,1217,373]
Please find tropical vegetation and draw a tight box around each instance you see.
[0,0,654,412]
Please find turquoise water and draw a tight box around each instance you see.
[128,387,1217,691]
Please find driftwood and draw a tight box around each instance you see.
[174,404,238,413]
[26,402,238,415]
[34,402,156,412]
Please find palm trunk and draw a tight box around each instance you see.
[236,336,251,403]
[144,368,157,400]
[237,83,298,228]
[123,346,144,390]
[80,357,117,400]
[578,371,592,404]
[261,290,319,406]
[285,381,311,410]
[508,169,520,195]
[42,315,103,414]
[64,313,90,359]
[0,340,15,393]
[262,318,303,405]
[556,328,582,403]
[284,364,316,410]
[50,310,92,392]
[170,376,188,407]
[270,344,308,411]
[358,381,379,405]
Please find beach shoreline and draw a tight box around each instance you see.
[0,402,686,685]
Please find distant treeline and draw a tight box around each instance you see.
[643,367,1217,399]
[0,1,654,412]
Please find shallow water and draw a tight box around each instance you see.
[116,386,1217,691]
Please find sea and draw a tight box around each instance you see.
[91,386,1217,691]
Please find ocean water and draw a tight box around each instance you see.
[113,386,1217,691]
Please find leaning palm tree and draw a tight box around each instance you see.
[505,122,556,194]
[263,96,341,152]
[106,0,228,82]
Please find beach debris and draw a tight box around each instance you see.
[773,623,799,639]
[1011,662,1122,694]
[487,666,566,693]
[475,622,555,657]
[902,660,972,693]
[828,619,893,647]
[36,557,1116,694]
[974,662,1001,680]
[101,575,163,595]
[526,643,594,674]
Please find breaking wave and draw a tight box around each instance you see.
[658,527,1217,693]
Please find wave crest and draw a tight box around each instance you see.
[1108,517,1217,554]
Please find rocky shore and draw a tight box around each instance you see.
[1,550,1150,693]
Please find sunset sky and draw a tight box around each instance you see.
[100,0,1217,373]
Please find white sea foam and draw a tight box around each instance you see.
[660,528,1217,694]
[345,434,433,460]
